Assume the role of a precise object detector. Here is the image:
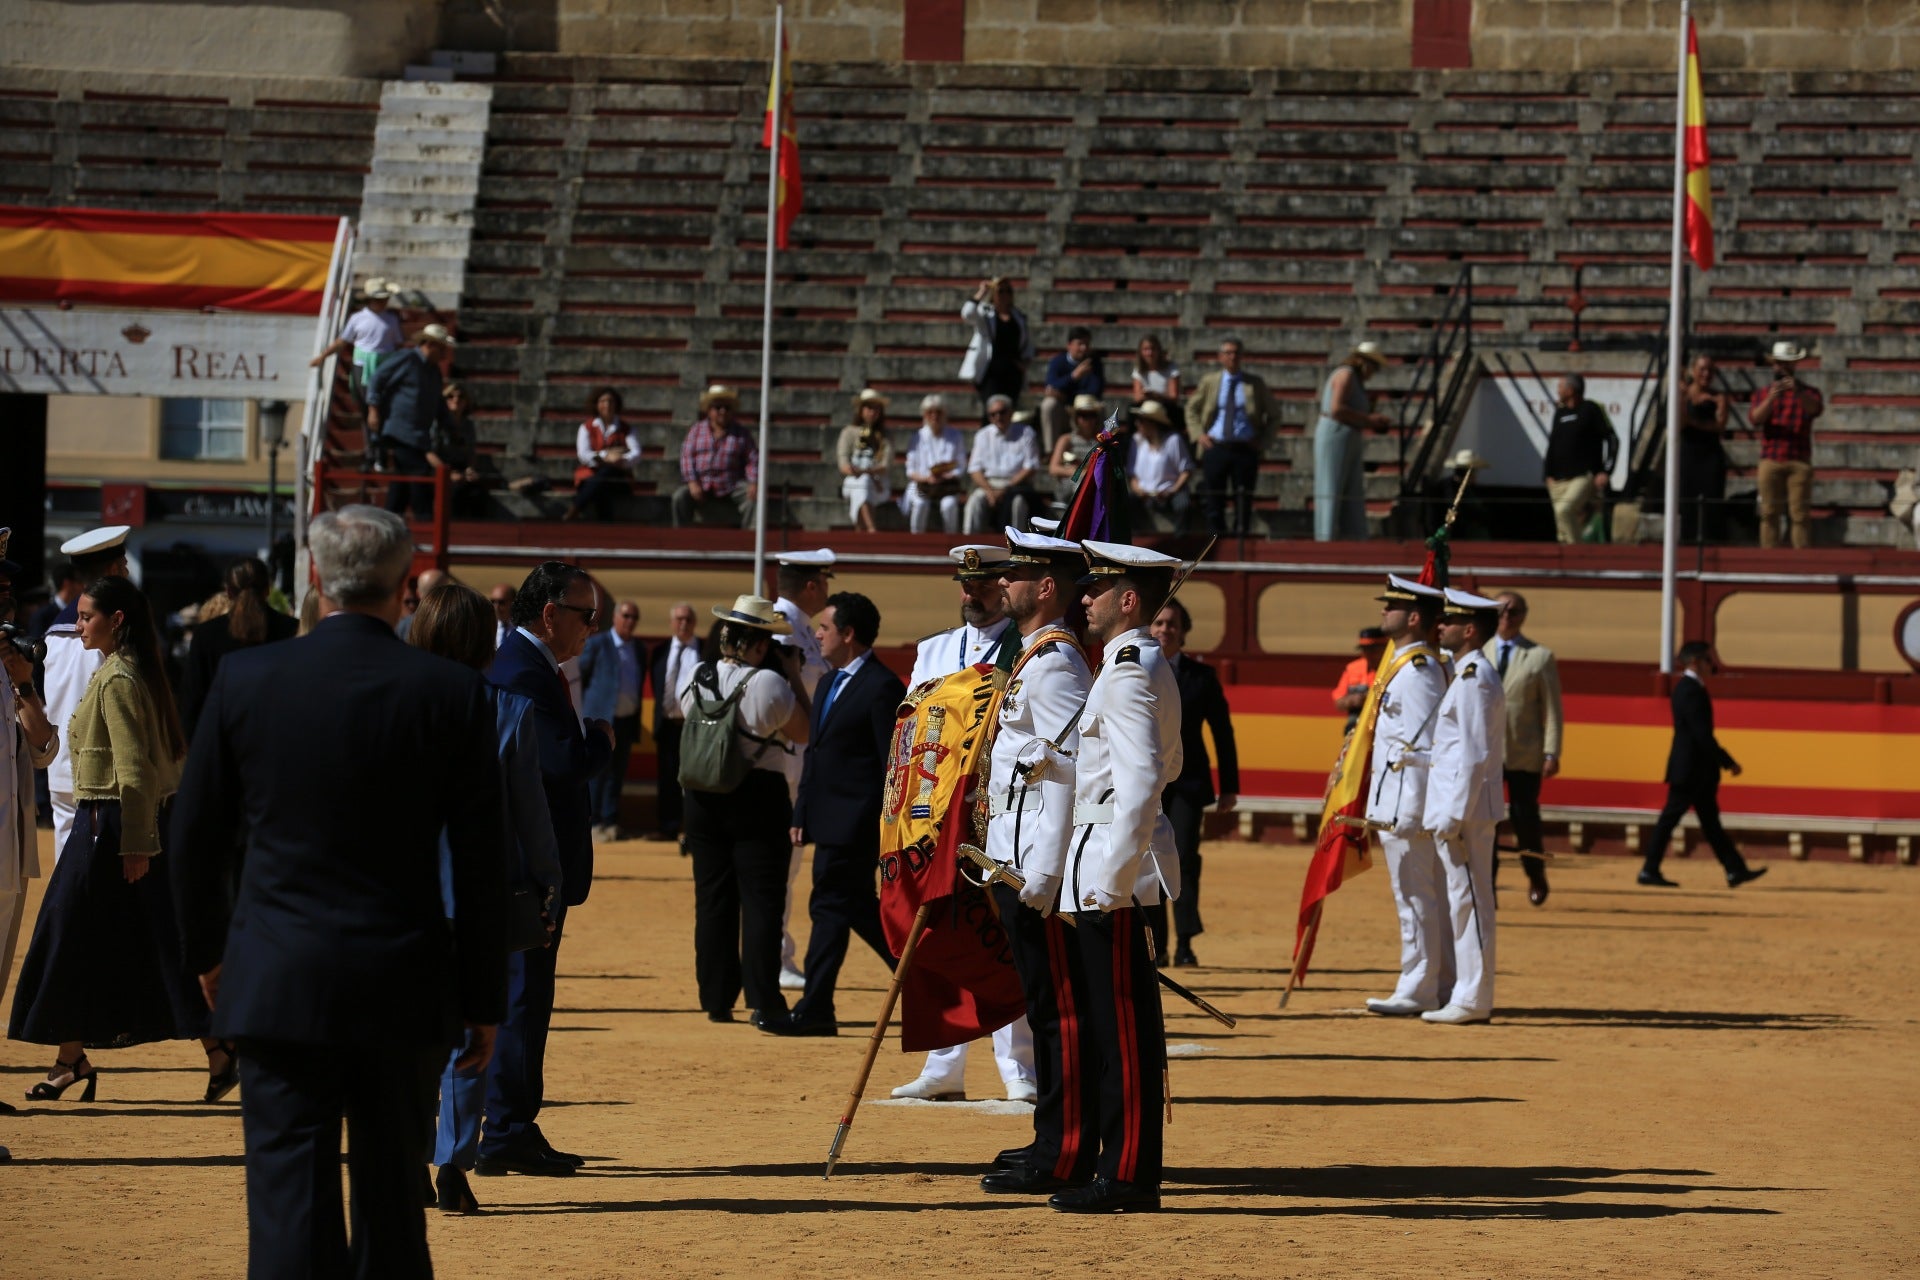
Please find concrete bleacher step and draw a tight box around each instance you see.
[353,80,493,311]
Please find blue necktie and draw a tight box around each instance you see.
[821,668,850,722]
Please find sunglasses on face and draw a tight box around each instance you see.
[555,603,598,624]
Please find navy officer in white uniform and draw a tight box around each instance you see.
[1363,573,1452,1018]
[1045,538,1186,1215]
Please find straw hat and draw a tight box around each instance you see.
[853,388,889,413]
[418,323,457,349]
[1131,400,1171,427]
[710,594,790,634]
[1071,394,1104,416]
[1449,449,1489,471]
[1769,340,1808,364]
[699,384,740,412]
[1350,340,1385,370]
[362,278,393,300]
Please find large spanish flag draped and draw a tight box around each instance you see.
[760,23,802,250]
[1683,18,1713,271]
[0,206,337,315]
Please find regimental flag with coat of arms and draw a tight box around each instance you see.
[760,23,803,251]
[1683,16,1713,271]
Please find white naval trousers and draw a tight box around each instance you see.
[918,1017,1036,1091]
[51,790,76,866]
[1435,823,1497,1014]
[1380,829,1451,1008]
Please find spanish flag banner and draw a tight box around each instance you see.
[0,206,338,315]
[760,21,802,251]
[1683,17,1713,271]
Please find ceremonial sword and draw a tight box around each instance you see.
[959,843,1237,1030]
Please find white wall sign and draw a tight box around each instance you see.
[0,306,317,398]
[1453,374,1651,489]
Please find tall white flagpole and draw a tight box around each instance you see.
[1659,0,1690,675]
[752,2,785,593]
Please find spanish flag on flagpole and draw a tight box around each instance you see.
[1683,16,1713,270]
[761,17,802,251]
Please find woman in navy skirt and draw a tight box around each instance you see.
[7,575,227,1102]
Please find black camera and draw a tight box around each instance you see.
[0,621,46,665]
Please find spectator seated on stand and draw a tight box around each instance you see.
[433,382,490,520]
[901,395,967,535]
[1039,326,1105,451]
[1046,395,1104,512]
[963,396,1039,535]
[566,386,636,523]
[837,389,895,534]
[672,385,759,529]
[1128,400,1194,532]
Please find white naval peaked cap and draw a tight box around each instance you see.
[1029,516,1061,534]
[776,548,837,569]
[1378,572,1443,603]
[1006,526,1083,565]
[1441,587,1503,615]
[1080,539,1187,576]
[948,543,1012,579]
[60,525,132,558]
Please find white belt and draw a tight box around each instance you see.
[1072,802,1114,826]
[989,790,1043,817]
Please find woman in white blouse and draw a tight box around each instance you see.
[837,389,895,532]
[1128,399,1194,531]
[679,596,812,1024]
[901,395,967,534]
[565,386,636,522]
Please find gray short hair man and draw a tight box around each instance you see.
[310,506,415,617]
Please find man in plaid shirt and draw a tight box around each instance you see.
[672,384,759,528]
[1748,341,1823,550]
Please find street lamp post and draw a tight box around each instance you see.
[259,400,289,584]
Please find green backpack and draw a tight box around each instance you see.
[678,662,783,794]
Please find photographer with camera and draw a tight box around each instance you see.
[1749,341,1824,550]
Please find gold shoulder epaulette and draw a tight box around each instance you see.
[1461,661,1478,679]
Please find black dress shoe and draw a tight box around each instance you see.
[1048,1174,1160,1213]
[1637,870,1680,887]
[0,1098,16,1115]
[1172,947,1198,968]
[993,1143,1034,1170]
[474,1145,576,1178]
[757,1011,837,1037]
[436,1164,481,1213]
[1527,878,1549,907]
[706,1010,735,1023]
[981,1164,1081,1194]
[530,1124,585,1167]
[1727,866,1769,888]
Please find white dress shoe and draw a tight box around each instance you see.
[778,965,806,991]
[1420,1004,1491,1025]
[1365,996,1427,1016]
[890,1074,966,1101]
[1004,1080,1037,1104]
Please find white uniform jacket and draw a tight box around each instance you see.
[908,617,1014,687]
[985,627,1092,890]
[1062,627,1183,913]
[1364,642,1447,836]
[773,595,831,795]
[1421,652,1508,839]
[40,625,101,795]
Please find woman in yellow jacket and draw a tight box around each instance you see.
[8,575,231,1103]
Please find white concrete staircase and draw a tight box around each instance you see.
[353,80,492,314]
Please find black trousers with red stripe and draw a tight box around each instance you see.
[1072,904,1166,1186]
[991,881,1100,1181]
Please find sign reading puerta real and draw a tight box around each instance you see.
[0,205,344,398]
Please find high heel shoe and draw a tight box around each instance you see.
[27,1054,98,1102]
[204,1040,240,1104]
[436,1164,481,1214]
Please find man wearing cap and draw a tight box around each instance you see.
[1189,337,1283,537]
[1041,326,1106,452]
[1049,539,1186,1214]
[1310,341,1391,542]
[40,525,132,861]
[978,528,1097,1192]
[1543,375,1618,546]
[673,386,759,529]
[1363,574,1451,1019]
[311,278,404,403]
[1418,588,1508,1025]
[893,542,1036,1103]
[1750,341,1824,550]
[368,323,458,519]
[773,549,836,990]
[1333,626,1389,734]
[902,395,967,535]
[965,396,1041,535]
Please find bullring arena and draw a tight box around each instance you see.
[1,1,1917,1276]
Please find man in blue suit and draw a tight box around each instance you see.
[579,597,647,841]
[762,592,905,1036]
[480,561,612,1176]
[171,506,509,1279]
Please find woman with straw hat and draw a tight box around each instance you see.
[1313,340,1393,542]
[679,596,812,1024]
[837,389,895,532]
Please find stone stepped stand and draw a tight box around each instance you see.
[352,80,492,311]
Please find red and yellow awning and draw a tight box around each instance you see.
[0,206,338,315]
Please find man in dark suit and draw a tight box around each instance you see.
[1148,598,1240,967]
[762,592,905,1036]
[649,602,701,842]
[580,598,647,841]
[481,561,613,1175]
[171,506,508,1279]
[1640,641,1767,889]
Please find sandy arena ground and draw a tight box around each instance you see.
[1,828,1916,1278]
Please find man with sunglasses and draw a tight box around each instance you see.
[1639,642,1768,890]
[481,562,613,1177]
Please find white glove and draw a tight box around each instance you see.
[1080,885,1124,914]
[1018,872,1060,916]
